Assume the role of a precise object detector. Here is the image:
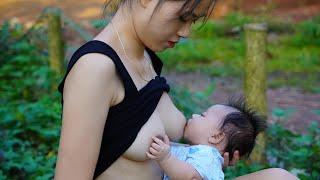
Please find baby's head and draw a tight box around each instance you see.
[183,97,267,159]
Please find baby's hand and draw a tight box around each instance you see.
[146,135,171,163]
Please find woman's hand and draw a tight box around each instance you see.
[222,150,240,168]
[146,135,171,163]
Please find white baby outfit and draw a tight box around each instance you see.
[163,144,224,180]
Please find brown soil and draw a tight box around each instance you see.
[1,0,320,25]
[213,0,320,21]
[0,0,104,23]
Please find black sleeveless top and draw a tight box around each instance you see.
[57,40,170,179]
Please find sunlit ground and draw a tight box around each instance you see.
[0,0,104,23]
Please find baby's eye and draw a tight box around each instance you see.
[200,113,205,117]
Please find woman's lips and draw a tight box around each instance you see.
[167,41,176,48]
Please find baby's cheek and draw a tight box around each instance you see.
[186,125,200,140]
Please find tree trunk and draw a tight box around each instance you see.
[46,7,65,92]
[244,23,268,163]
[47,7,64,75]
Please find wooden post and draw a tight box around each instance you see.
[46,7,64,76]
[244,23,268,163]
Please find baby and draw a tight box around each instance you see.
[146,97,267,180]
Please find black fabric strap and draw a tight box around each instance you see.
[56,40,170,179]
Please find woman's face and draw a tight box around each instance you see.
[132,0,212,52]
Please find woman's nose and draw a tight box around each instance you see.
[177,22,192,38]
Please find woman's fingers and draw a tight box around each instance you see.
[223,152,230,168]
[223,151,240,168]
[230,150,240,165]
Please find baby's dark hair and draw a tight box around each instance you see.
[220,96,267,160]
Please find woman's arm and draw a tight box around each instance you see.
[54,54,118,180]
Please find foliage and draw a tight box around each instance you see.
[169,82,215,118]
[224,161,270,179]
[266,121,320,179]
[0,20,61,179]
[290,16,320,47]
[0,21,25,67]
[158,13,320,92]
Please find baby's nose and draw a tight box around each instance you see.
[192,114,201,118]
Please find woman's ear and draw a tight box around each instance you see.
[208,132,225,145]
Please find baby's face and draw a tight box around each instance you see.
[183,104,239,145]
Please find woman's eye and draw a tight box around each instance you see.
[178,14,199,24]
[179,16,187,23]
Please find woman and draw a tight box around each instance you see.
[54,0,298,179]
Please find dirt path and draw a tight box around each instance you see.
[241,0,320,21]
[1,0,320,25]
[165,71,320,134]
[0,0,104,23]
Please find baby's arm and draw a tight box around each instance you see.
[146,135,202,180]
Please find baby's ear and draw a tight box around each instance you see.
[208,132,225,145]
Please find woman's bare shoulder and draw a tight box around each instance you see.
[55,53,119,179]
[75,53,117,77]
[64,53,119,96]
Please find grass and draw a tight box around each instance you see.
[157,13,320,92]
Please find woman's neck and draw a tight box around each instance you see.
[96,6,146,61]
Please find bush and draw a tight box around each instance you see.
[291,16,320,47]
[0,20,61,179]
